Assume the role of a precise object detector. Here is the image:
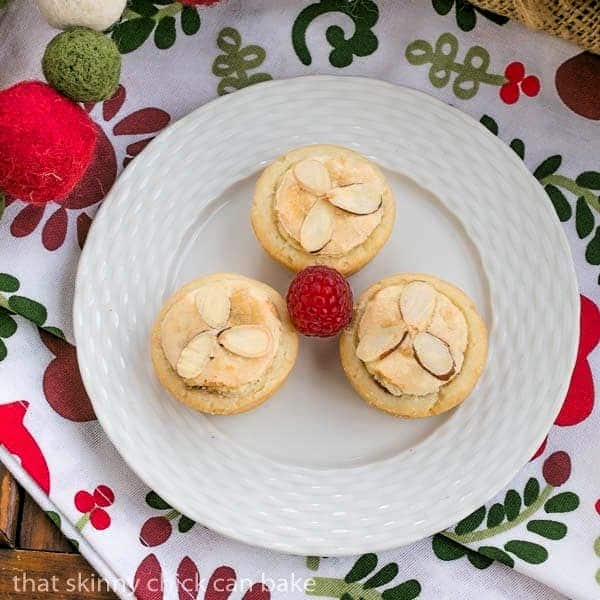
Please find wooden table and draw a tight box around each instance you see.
[0,465,118,599]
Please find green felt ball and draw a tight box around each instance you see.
[42,27,121,103]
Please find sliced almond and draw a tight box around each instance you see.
[195,284,231,329]
[399,281,436,330]
[413,332,454,380]
[293,160,332,195]
[176,332,217,379]
[356,325,407,362]
[327,183,382,215]
[218,325,271,358]
[300,199,333,253]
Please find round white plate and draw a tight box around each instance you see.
[74,76,578,555]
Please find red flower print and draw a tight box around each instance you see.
[6,85,170,251]
[135,554,163,600]
[74,485,115,531]
[555,295,599,427]
[500,61,541,104]
[177,557,199,600]
[0,401,50,493]
[40,329,96,422]
[595,499,600,516]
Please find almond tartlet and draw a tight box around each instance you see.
[251,144,395,276]
[151,273,298,414]
[339,274,488,418]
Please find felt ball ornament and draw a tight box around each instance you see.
[0,81,97,204]
[36,0,126,32]
[43,27,121,102]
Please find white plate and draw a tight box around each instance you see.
[74,77,579,555]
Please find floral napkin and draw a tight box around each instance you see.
[0,1,599,599]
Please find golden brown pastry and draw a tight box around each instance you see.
[151,273,298,414]
[251,144,395,276]
[339,273,488,418]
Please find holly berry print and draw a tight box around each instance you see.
[111,1,204,54]
[140,491,195,547]
[292,0,379,68]
[405,33,540,103]
[0,273,64,361]
[306,554,421,600]
[480,114,600,279]
[74,485,115,531]
[433,451,579,569]
[431,0,508,31]
[212,28,272,96]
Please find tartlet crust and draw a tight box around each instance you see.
[339,273,488,418]
[151,273,298,415]
[251,144,395,276]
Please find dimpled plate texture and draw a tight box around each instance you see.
[74,77,579,555]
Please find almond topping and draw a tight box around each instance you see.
[195,284,231,329]
[327,183,382,215]
[399,281,436,330]
[300,199,334,253]
[218,325,271,358]
[176,332,217,379]
[293,160,332,195]
[413,332,455,380]
[356,325,407,362]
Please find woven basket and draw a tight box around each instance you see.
[469,0,600,54]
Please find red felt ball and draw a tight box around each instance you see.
[0,81,97,204]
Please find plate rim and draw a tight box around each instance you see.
[74,75,580,555]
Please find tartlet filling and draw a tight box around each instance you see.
[274,154,385,256]
[355,281,468,397]
[160,281,282,394]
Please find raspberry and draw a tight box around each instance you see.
[521,75,541,97]
[504,61,525,83]
[286,266,353,337]
[90,508,111,530]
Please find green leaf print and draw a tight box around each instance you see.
[112,17,156,53]
[0,339,6,361]
[345,553,377,582]
[181,5,201,35]
[307,554,421,600]
[0,309,17,338]
[576,171,600,190]
[533,155,562,180]
[455,506,485,535]
[523,478,540,507]
[526,519,567,540]
[587,228,600,266]
[212,28,272,96]
[8,296,47,326]
[432,533,466,560]
[177,515,195,533]
[405,32,505,100]
[480,114,498,135]
[145,490,172,510]
[544,491,580,513]
[503,540,548,564]
[509,138,525,160]
[576,197,595,238]
[0,273,19,293]
[112,2,201,53]
[292,0,379,68]
[486,503,505,527]
[545,185,572,222]
[467,552,493,569]
[504,489,521,521]
[431,0,508,31]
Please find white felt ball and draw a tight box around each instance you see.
[36,0,127,32]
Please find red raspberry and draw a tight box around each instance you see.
[286,266,353,337]
[500,82,520,104]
